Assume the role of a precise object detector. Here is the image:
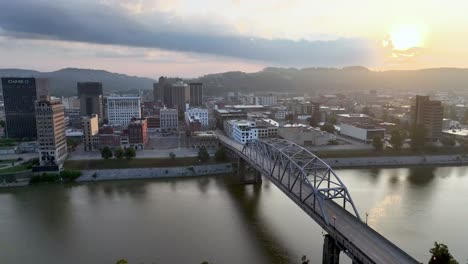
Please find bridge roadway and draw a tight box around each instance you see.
[216,132,419,264]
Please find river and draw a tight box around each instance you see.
[0,166,467,263]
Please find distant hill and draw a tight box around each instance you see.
[196,67,468,96]
[1,67,468,97]
[0,68,156,96]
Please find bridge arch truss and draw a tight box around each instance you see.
[241,138,361,225]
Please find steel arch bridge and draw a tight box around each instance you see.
[241,138,360,225]
[216,131,419,264]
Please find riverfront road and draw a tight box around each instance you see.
[216,132,419,264]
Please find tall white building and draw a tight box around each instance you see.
[224,120,258,144]
[106,96,141,127]
[185,108,209,129]
[160,108,178,131]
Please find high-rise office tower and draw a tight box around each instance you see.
[189,82,203,107]
[171,82,187,112]
[153,76,166,104]
[1,77,46,139]
[35,98,67,169]
[78,82,104,123]
[412,95,443,140]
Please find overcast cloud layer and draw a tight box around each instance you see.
[0,0,378,67]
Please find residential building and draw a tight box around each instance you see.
[412,95,444,140]
[189,82,203,106]
[35,99,67,170]
[78,82,104,122]
[127,119,148,150]
[1,77,41,139]
[185,108,209,129]
[82,114,99,151]
[340,123,385,143]
[106,96,141,127]
[224,120,258,144]
[160,108,178,131]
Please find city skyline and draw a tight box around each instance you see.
[1,0,468,77]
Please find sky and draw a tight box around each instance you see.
[0,0,467,78]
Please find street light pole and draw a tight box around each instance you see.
[366,212,369,225]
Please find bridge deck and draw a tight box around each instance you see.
[217,132,419,264]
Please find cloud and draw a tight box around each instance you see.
[0,0,378,67]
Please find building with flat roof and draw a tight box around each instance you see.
[224,120,258,144]
[214,108,248,129]
[278,126,333,146]
[186,108,208,130]
[189,131,218,148]
[160,108,178,132]
[106,96,141,127]
[189,83,203,107]
[82,114,99,151]
[412,95,443,140]
[78,82,103,123]
[127,119,148,150]
[35,99,67,170]
[1,77,39,139]
[340,123,385,143]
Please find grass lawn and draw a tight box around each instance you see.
[0,163,31,174]
[64,157,220,170]
[315,147,468,159]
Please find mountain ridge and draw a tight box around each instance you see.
[2,67,468,97]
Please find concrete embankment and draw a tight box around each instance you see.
[76,163,233,182]
[322,154,468,169]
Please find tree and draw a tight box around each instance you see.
[124,147,136,160]
[215,146,228,162]
[390,129,404,151]
[116,259,128,264]
[328,114,337,125]
[308,117,318,127]
[321,123,335,133]
[463,109,468,124]
[114,147,124,159]
[285,113,294,123]
[169,152,176,160]
[411,124,427,150]
[198,147,210,162]
[429,242,459,264]
[372,136,383,151]
[101,146,113,160]
[441,137,456,147]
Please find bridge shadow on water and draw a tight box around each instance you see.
[222,175,303,264]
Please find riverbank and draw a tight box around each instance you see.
[64,157,219,170]
[76,163,233,182]
[322,154,468,169]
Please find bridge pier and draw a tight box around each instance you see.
[322,234,341,264]
[237,158,262,184]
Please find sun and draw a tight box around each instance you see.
[388,24,426,50]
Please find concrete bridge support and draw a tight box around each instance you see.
[237,157,262,184]
[322,234,341,264]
